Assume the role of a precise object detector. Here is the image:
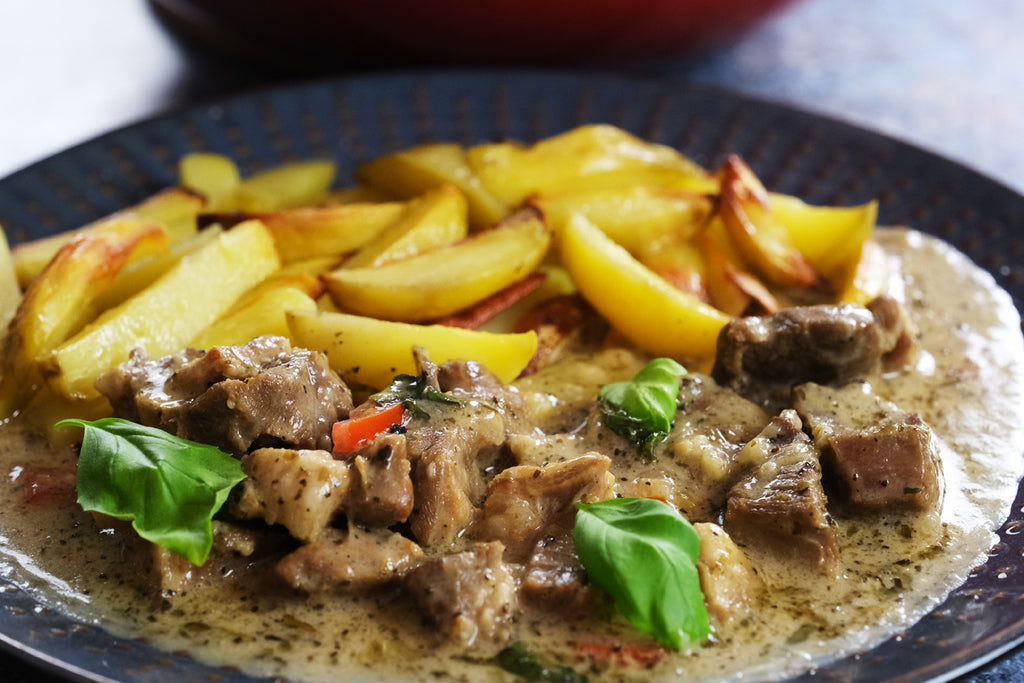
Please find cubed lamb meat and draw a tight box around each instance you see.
[474,453,614,561]
[96,335,353,454]
[725,411,840,575]
[793,381,942,511]
[521,532,596,616]
[232,448,352,542]
[711,296,916,410]
[693,522,763,625]
[404,541,518,654]
[344,432,415,526]
[276,525,424,592]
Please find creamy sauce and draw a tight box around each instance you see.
[0,228,1022,682]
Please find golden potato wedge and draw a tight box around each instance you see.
[698,232,778,317]
[770,193,878,283]
[191,286,318,350]
[0,227,22,329]
[560,214,730,359]
[323,209,552,322]
[226,271,323,314]
[92,226,223,312]
[239,201,408,263]
[356,142,509,227]
[41,220,280,400]
[286,310,538,388]
[717,155,823,290]
[639,240,710,303]
[179,152,241,211]
[467,125,715,205]
[231,160,337,212]
[530,186,712,258]
[0,223,168,417]
[342,184,468,269]
[12,187,203,288]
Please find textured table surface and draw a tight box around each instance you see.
[0,1,1022,681]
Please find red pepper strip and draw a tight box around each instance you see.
[433,271,547,329]
[575,641,667,667]
[331,402,406,453]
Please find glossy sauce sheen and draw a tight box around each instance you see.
[0,228,1022,682]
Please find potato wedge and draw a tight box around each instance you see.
[179,152,241,211]
[323,185,396,205]
[717,156,823,290]
[560,214,730,359]
[356,142,509,227]
[530,186,712,258]
[41,220,280,400]
[12,187,203,288]
[323,209,551,322]
[191,286,318,350]
[239,201,407,263]
[467,125,715,205]
[231,160,337,212]
[342,184,468,269]
[771,193,878,284]
[0,223,167,416]
[287,310,538,388]
[698,231,778,317]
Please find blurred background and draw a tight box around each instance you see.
[0,0,1022,195]
[0,1,1023,681]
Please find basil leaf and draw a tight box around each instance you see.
[496,643,588,683]
[598,358,687,457]
[57,417,246,566]
[573,497,709,650]
[371,372,465,419]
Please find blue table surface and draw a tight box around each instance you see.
[0,0,1022,681]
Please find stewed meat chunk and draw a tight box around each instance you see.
[793,381,942,511]
[520,533,595,615]
[96,335,353,454]
[693,522,764,625]
[276,525,424,592]
[474,453,614,561]
[711,296,915,410]
[404,541,518,654]
[725,411,839,574]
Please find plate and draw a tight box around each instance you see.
[1,70,1023,683]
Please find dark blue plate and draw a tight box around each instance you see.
[1,70,1023,683]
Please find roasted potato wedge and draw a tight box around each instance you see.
[530,186,712,258]
[342,184,468,269]
[231,160,337,212]
[179,152,242,211]
[356,142,509,227]
[323,209,551,322]
[468,125,715,205]
[191,286,318,350]
[41,220,280,400]
[287,310,537,388]
[12,187,203,288]
[717,155,823,290]
[560,214,730,359]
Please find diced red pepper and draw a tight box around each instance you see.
[331,402,407,453]
[575,641,667,667]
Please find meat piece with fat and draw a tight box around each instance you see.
[793,381,942,511]
[276,525,423,592]
[711,296,917,410]
[96,335,353,454]
[403,541,518,654]
[725,411,840,575]
[693,522,764,625]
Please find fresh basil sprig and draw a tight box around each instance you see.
[57,417,246,566]
[573,497,710,650]
[598,358,687,457]
[496,643,588,683]
[371,372,465,420]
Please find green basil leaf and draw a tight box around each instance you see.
[598,358,687,457]
[573,497,709,650]
[371,372,466,419]
[57,417,246,566]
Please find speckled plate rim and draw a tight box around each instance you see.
[1,69,1023,683]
